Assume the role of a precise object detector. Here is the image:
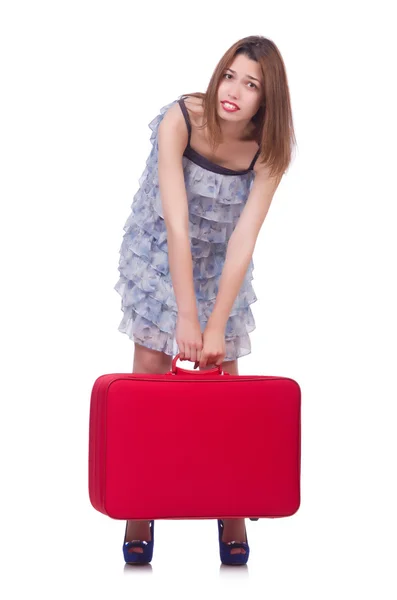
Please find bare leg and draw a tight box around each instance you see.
[125,343,173,554]
[199,358,247,555]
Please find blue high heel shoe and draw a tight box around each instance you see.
[123,520,154,565]
[218,519,250,565]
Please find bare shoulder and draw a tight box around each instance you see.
[253,156,279,178]
[159,101,186,130]
[183,95,204,111]
[253,157,269,177]
[182,95,204,126]
[158,101,190,151]
[253,158,284,192]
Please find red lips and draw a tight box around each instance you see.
[221,101,240,110]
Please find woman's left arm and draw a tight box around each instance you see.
[206,169,283,331]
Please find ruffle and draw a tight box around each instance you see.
[151,160,254,225]
[115,275,256,334]
[123,213,226,259]
[115,246,256,311]
[116,305,254,361]
[124,193,235,247]
[115,278,256,361]
[148,98,180,148]
[124,171,253,245]
[119,218,254,283]
[115,97,258,360]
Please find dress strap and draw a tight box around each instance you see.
[249,147,261,170]
[177,96,192,146]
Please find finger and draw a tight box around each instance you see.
[216,352,225,365]
[178,342,185,360]
[190,347,197,363]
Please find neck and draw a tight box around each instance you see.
[218,117,254,142]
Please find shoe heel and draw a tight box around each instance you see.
[217,519,250,566]
[123,520,154,565]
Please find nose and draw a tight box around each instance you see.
[228,84,240,100]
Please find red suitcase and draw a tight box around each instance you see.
[88,354,301,521]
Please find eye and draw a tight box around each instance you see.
[223,73,258,89]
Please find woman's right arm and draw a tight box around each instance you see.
[157,103,202,361]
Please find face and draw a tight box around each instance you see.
[217,53,263,121]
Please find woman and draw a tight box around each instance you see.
[114,34,296,565]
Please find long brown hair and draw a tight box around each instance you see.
[181,35,297,180]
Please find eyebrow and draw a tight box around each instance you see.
[226,68,261,84]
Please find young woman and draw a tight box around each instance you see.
[114,34,296,565]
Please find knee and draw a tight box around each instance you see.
[133,343,172,374]
[220,359,238,375]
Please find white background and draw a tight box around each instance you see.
[1,0,396,598]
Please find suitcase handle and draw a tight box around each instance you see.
[171,353,225,376]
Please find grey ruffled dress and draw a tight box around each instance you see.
[114,95,261,361]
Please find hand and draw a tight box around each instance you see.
[194,325,226,369]
[175,314,203,364]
